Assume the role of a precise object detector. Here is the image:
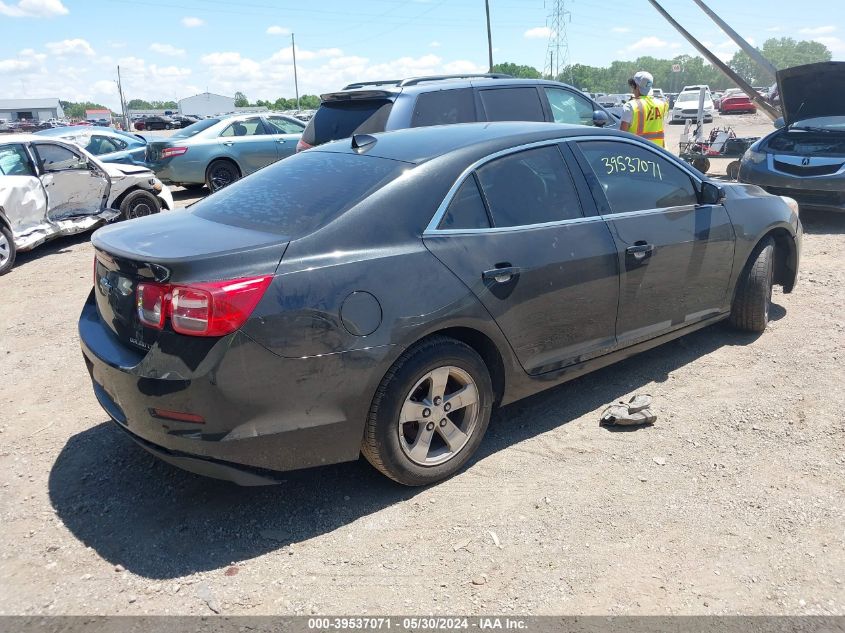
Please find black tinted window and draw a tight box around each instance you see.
[476,145,583,227]
[439,176,491,230]
[480,87,545,122]
[577,140,698,213]
[303,100,393,146]
[411,89,476,127]
[192,152,405,236]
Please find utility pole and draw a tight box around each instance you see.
[116,65,129,130]
[291,33,300,110]
[545,0,572,84]
[485,0,494,73]
[691,0,777,84]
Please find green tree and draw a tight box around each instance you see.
[730,38,831,85]
[492,62,542,79]
[59,100,109,119]
[126,98,152,109]
[234,91,249,107]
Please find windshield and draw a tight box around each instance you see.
[172,118,220,138]
[192,151,406,236]
[792,116,845,131]
[677,92,707,103]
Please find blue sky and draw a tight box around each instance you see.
[1,0,842,109]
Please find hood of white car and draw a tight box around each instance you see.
[102,163,153,179]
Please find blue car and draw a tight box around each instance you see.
[34,126,148,166]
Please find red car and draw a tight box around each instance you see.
[719,93,757,114]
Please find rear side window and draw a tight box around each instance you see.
[192,152,405,237]
[303,100,393,146]
[577,140,698,213]
[545,88,596,125]
[220,117,267,137]
[479,87,545,122]
[438,176,491,230]
[172,118,220,138]
[411,89,476,128]
[475,145,583,227]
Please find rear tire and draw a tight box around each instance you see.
[362,336,493,486]
[0,224,16,276]
[730,237,775,333]
[206,159,240,192]
[119,190,160,221]
[691,157,711,173]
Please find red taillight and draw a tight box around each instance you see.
[295,138,312,152]
[137,282,168,329]
[134,275,272,337]
[160,146,188,159]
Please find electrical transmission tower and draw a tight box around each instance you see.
[544,0,572,83]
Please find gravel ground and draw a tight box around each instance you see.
[1,114,843,616]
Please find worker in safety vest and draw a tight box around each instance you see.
[620,71,668,147]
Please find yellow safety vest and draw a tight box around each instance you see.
[629,96,668,148]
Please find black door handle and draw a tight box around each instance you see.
[482,266,522,283]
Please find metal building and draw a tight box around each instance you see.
[178,92,236,118]
[0,98,64,122]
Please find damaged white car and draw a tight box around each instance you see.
[0,134,173,275]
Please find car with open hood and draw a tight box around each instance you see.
[0,134,173,275]
[80,122,800,487]
[739,61,845,213]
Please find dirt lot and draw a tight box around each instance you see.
[1,114,843,616]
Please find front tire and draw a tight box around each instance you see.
[730,237,775,332]
[119,190,160,221]
[362,336,493,486]
[0,224,16,275]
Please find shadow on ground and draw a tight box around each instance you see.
[49,315,777,579]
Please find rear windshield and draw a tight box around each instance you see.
[172,118,220,138]
[302,99,393,146]
[191,151,406,236]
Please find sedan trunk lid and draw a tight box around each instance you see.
[91,212,288,351]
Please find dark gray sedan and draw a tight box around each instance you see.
[739,61,845,212]
[79,122,801,486]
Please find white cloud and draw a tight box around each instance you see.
[524,26,553,40]
[46,38,95,56]
[181,16,204,28]
[150,43,186,56]
[799,25,836,35]
[611,26,631,33]
[266,25,290,36]
[92,80,117,96]
[429,41,441,48]
[766,26,783,32]
[0,0,68,17]
[625,36,681,52]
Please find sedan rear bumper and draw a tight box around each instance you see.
[79,291,387,480]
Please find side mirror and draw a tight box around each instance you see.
[700,181,725,205]
[593,110,610,128]
[773,116,785,129]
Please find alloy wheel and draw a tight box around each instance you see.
[398,366,480,466]
[126,200,154,220]
[210,165,236,191]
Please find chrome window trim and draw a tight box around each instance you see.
[424,134,704,236]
